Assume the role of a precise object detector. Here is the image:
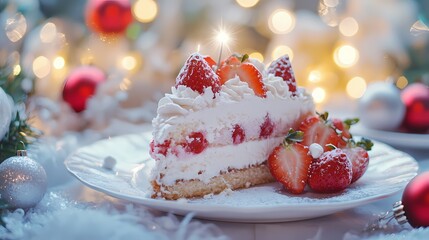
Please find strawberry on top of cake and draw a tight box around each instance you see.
[148,52,315,199]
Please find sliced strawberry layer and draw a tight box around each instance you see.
[232,124,246,145]
[267,55,297,93]
[183,131,208,154]
[268,143,312,194]
[176,53,220,94]
[217,56,267,98]
[203,55,217,69]
[150,139,171,160]
[259,114,275,139]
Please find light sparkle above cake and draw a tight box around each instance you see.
[148,53,315,199]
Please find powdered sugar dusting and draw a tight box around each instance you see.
[175,53,220,94]
[267,55,297,92]
[65,134,419,222]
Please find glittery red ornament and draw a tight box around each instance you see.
[401,83,429,132]
[85,0,133,35]
[62,66,106,113]
[401,172,429,228]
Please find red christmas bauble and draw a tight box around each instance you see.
[401,83,429,132]
[62,66,106,113]
[85,0,133,35]
[402,172,429,228]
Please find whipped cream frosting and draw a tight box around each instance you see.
[152,62,313,143]
[149,58,315,185]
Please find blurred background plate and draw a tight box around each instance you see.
[352,123,429,149]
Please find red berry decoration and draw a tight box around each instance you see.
[176,53,221,94]
[85,0,133,35]
[299,112,355,151]
[343,147,369,183]
[343,138,373,183]
[184,132,209,154]
[308,148,352,193]
[400,83,429,132]
[267,55,297,94]
[62,66,106,113]
[268,130,312,194]
[150,139,171,160]
[232,124,246,145]
[370,172,429,229]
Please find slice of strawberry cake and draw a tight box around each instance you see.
[149,53,315,199]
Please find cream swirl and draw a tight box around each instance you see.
[157,85,216,118]
[264,74,291,99]
[219,76,255,101]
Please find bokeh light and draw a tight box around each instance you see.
[249,52,264,62]
[40,22,57,43]
[308,70,322,83]
[312,87,326,103]
[268,9,295,34]
[323,0,339,8]
[236,0,259,8]
[396,76,409,89]
[13,65,21,76]
[121,55,137,70]
[216,30,231,45]
[133,0,158,23]
[339,17,359,37]
[33,56,51,78]
[53,56,65,69]
[346,76,366,98]
[272,45,293,61]
[120,78,132,91]
[333,45,359,68]
[5,13,27,42]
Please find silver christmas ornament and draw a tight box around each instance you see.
[0,150,47,208]
[0,87,12,140]
[358,82,405,131]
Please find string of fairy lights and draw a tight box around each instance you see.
[2,0,414,107]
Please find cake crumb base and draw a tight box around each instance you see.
[151,164,275,200]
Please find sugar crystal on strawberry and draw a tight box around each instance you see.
[267,55,297,94]
[176,53,221,94]
[308,148,352,193]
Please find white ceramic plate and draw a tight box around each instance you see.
[352,124,429,149]
[65,133,418,223]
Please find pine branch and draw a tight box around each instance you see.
[0,64,39,163]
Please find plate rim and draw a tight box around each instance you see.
[65,133,419,221]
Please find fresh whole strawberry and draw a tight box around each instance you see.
[298,112,357,151]
[176,53,220,94]
[267,55,297,94]
[343,138,373,183]
[217,54,267,97]
[332,118,359,143]
[268,129,312,194]
[308,148,352,193]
